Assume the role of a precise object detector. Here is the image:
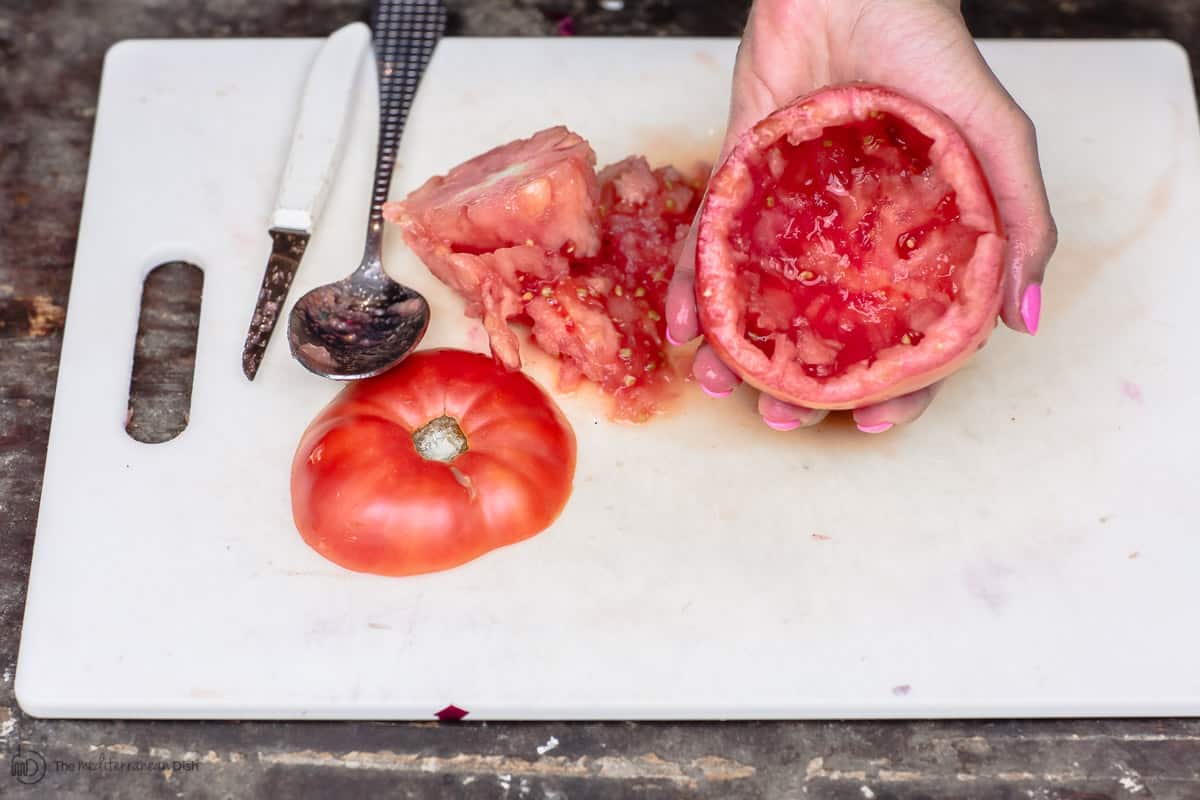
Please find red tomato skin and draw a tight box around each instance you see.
[291,349,576,576]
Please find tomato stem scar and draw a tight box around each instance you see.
[412,415,469,463]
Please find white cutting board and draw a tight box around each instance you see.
[16,38,1200,719]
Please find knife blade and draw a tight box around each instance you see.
[242,21,371,381]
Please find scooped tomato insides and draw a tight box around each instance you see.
[384,128,704,422]
[732,112,982,378]
[512,158,701,418]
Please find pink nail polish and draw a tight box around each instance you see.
[701,384,732,399]
[857,421,893,434]
[763,417,801,432]
[1021,282,1041,335]
[666,329,684,347]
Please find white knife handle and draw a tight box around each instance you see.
[271,22,370,233]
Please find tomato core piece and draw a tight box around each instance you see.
[733,112,978,378]
[412,415,469,463]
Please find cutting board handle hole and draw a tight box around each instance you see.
[125,261,204,444]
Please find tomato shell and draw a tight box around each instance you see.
[696,83,1006,410]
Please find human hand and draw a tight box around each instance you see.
[666,0,1057,432]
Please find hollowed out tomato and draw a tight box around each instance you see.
[696,84,1006,409]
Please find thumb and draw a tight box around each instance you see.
[665,214,701,345]
[666,28,788,348]
[665,106,763,347]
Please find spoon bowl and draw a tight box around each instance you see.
[288,256,430,380]
[287,0,445,380]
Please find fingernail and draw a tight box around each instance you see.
[666,329,684,347]
[857,422,893,434]
[763,417,801,432]
[701,384,732,399]
[1020,282,1041,336]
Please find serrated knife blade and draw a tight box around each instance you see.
[242,21,370,381]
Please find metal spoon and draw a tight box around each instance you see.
[288,0,445,380]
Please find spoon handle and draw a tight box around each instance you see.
[363,0,446,261]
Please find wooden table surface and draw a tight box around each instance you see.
[2,1,1199,797]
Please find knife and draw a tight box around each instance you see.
[242,21,371,381]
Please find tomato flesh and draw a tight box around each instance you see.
[732,112,980,378]
[516,158,702,418]
[386,130,704,422]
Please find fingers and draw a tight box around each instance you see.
[841,3,1058,336]
[758,394,828,431]
[693,348,829,431]
[698,372,940,434]
[692,340,942,433]
[667,12,802,349]
[757,385,938,435]
[851,382,941,433]
[691,343,741,398]
[971,104,1058,335]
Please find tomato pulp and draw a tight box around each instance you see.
[736,113,977,376]
[290,349,576,577]
[515,157,703,419]
[697,84,1006,409]
[384,128,705,422]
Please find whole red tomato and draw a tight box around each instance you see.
[291,348,576,576]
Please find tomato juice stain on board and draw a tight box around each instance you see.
[1042,164,1173,325]
[630,123,720,182]
[1120,380,1144,403]
[691,49,721,71]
